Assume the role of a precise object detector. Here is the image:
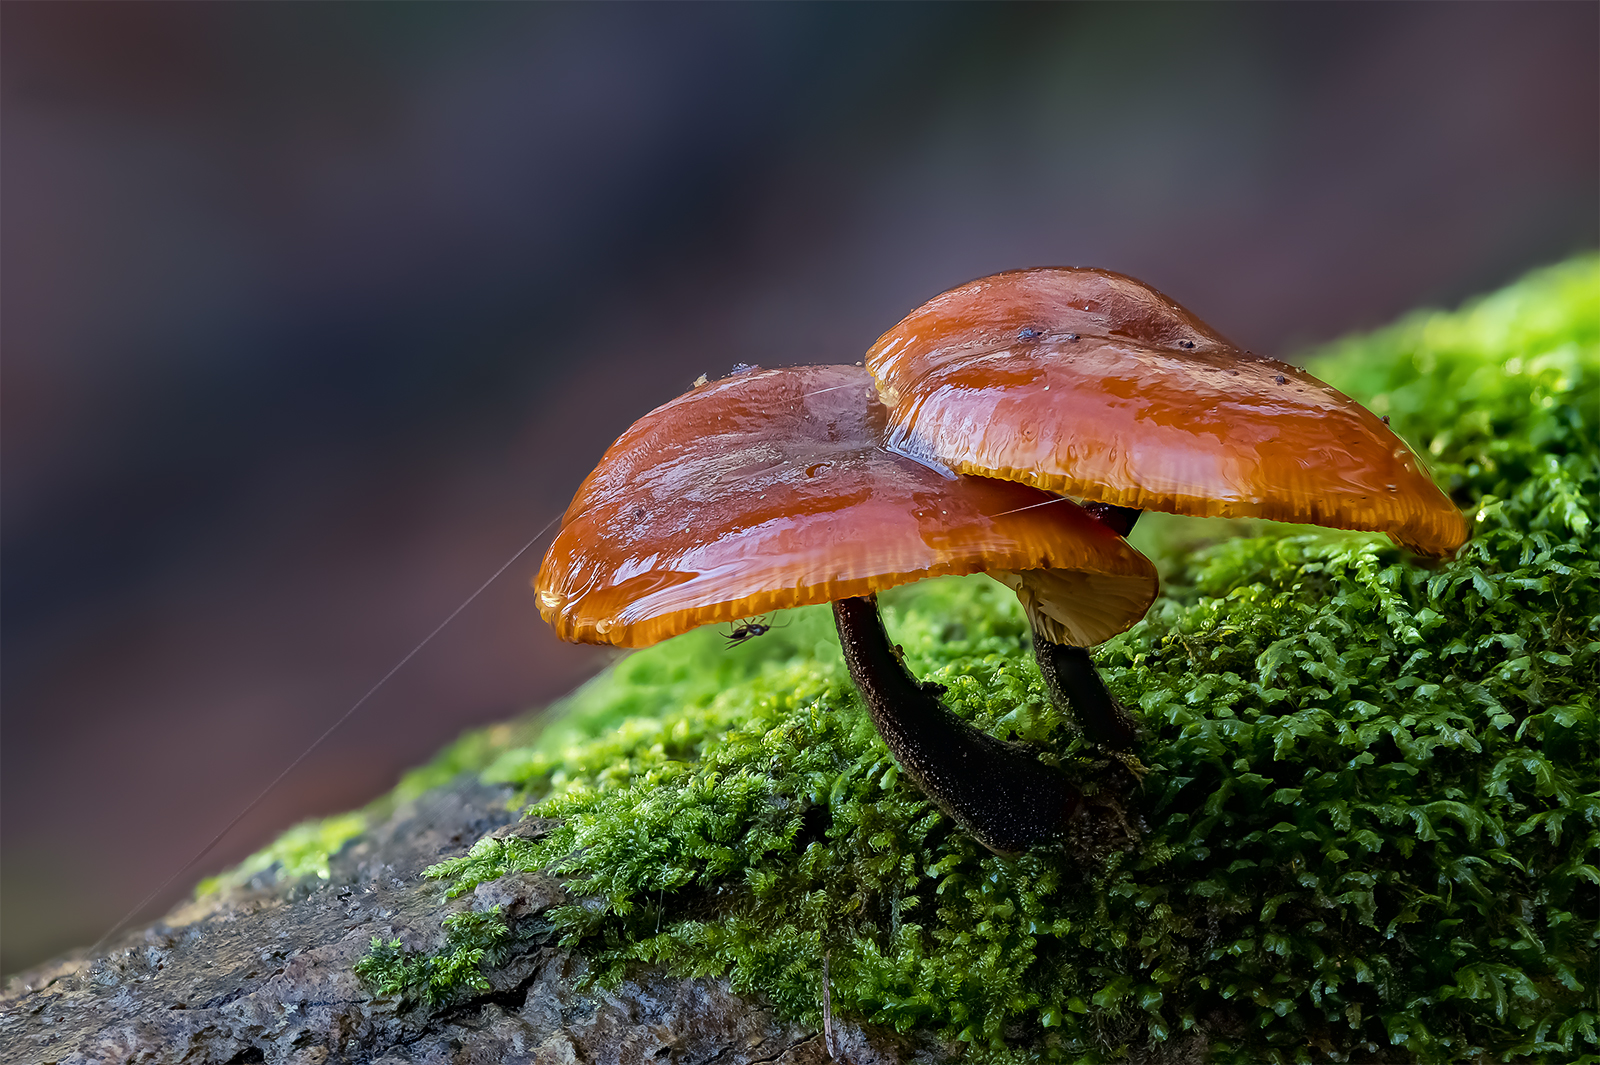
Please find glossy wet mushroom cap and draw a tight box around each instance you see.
[535,364,1157,647]
[865,268,1470,557]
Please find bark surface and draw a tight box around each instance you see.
[1,778,943,1065]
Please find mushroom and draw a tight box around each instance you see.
[535,363,1157,853]
[866,267,1469,551]
[864,267,1470,747]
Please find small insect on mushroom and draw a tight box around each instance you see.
[723,615,785,645]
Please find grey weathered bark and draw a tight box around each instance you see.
[0,777,947,1065]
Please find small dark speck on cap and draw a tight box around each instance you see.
[1382,414,1390,424]
[1227,369,1239,376]
[1274,374,1287,385]
[1179,340,1196,349]
[1016,327,1042,341]
[1066,333,1080,342]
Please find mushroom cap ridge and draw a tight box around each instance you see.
[866,268,1470,557]
[535,364,1158,647]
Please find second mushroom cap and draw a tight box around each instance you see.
[865,268,1470,557]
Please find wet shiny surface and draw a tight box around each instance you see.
[536,365,1157,647]
[866,268,1470,556]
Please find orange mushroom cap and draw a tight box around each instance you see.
[535,364,1158,647]
[865,268,1469,557]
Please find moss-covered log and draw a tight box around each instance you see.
[8,257,1595,1064]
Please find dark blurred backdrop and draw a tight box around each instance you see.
[3,2,1596,974]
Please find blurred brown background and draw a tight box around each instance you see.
[3,2,1596,974]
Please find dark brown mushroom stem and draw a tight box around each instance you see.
[1034,641,1139,751]
[1027,501,1141,751]
[832,594,1084,854]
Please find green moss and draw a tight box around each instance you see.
[195,812,368,897]
[386,256,1599,1060]
[354,908,515,1009]
[388,714,550,805]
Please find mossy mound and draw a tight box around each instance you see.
[359,257,1597,1062]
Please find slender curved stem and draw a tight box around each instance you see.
[1033,640,1138,751]
[1033,501,1142,751]
[832,595,1083,854]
